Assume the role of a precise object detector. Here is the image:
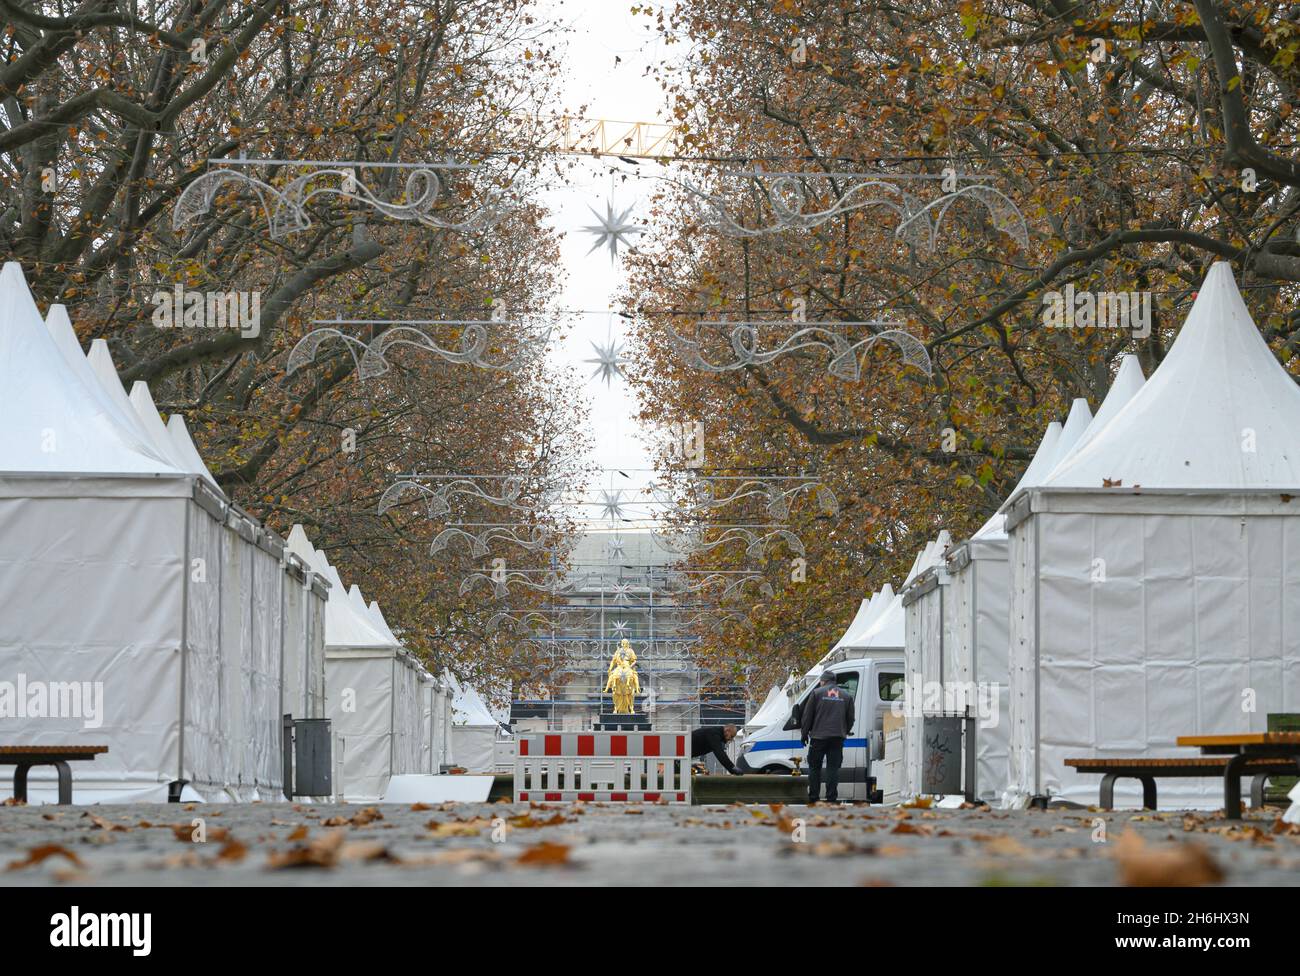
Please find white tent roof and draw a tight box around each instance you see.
[830,593,877,652]
[128,381,192,471]
[445,671,498,727]
[1052,354,1146,470]
[747,684,785,728]
[316,560,391,649]
[973,421,1064,541]
[0,262,179,475]
[166,413,221,492]
[1047,262,1300,490]
[862,533,951,651]
[43,304,170,466]
[286,524,317,563]
[347,584,400,650]
[366,598,401,645]
[86,339,164,452]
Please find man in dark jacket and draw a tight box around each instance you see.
[690,724,743,774]
[800,671,855,803]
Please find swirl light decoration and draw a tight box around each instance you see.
[895,184,1029,251]
[664,171,927,240]
[648,476,838,520]
[651,525,806,561]
[665,319,932,379]
[173,158,505,238]
[428,523,559,558]
[377,476,557,519]
[287,317,549,380]
[664,169,1027,251]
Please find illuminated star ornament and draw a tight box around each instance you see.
[584,324,629,386]
[582,198,644,262]
[606,534,627,560]
[610,619,630,637]
[598,489,627,521]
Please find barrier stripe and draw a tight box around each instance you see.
[518,791,687,803]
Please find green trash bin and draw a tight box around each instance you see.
[1267,714,1299,804]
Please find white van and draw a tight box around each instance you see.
[736,653,906,801]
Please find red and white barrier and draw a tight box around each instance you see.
[514,732,691,803]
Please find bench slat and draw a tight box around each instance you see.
[0,745,108,755]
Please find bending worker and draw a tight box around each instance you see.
[690,724,743,775]
[800,670,855,804]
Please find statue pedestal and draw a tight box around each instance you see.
[595,712,650,732]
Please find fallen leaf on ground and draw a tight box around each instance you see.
[84,813,128,832]
[215,839,247,863]
[508,812,568,828]
[981,836,1030,857]
[1113,828,1225,886]
[7,844,85,871]
[428,818,493,837]
[516,841,572,867]
[890,821,932,836]
[321,806,383,827]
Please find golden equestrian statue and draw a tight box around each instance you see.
[603,638,641,714]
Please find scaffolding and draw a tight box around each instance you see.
[509,531,746,731]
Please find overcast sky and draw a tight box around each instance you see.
[538,1,676,529]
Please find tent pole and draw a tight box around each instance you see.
[177,496,193,789]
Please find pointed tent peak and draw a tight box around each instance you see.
[992,420,1064,518]
[367,599,400,643]
[285,524,318,566]
[860,585,906,650]
[1048,261,1300,490]
[128,381,190,470]
[1046,355,1147,481]
[165,413,221,491]
[904,541,935,587]
[0,263,176,474]
[452,680,498,727]
[833,596,875,646]
[1056,397,1093,456]
[320,564,390,649]
[44,304,173,466]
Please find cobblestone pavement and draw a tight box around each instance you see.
[1,800,1297,886]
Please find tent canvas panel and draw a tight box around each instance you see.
[450,725,495,772]
[282,567,307,720]
[245,542,283,796]
[962,553,1011,803]
[181,497,224,793]
[326,650,396,801]
[1009,497,1300,806]
[0,490,187,800]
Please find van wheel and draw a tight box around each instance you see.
[760,765,789,775]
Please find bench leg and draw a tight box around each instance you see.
[1223,753,1249,820]
[1250,774,1267,809]
[54,761,72,805]
[1099,773,1117,811]
[13,763,30,803]
[1139,776,1158,810]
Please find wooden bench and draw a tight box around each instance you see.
[0,746,109,805]
[1177,733,1300,820]
[1065,756,1299,811]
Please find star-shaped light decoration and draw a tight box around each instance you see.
[610,619,630,638]
[582,199,644,263]
[610,582,635,605]
[597,488,627,521]
[584,330,629,386]
[606,534,627,560]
